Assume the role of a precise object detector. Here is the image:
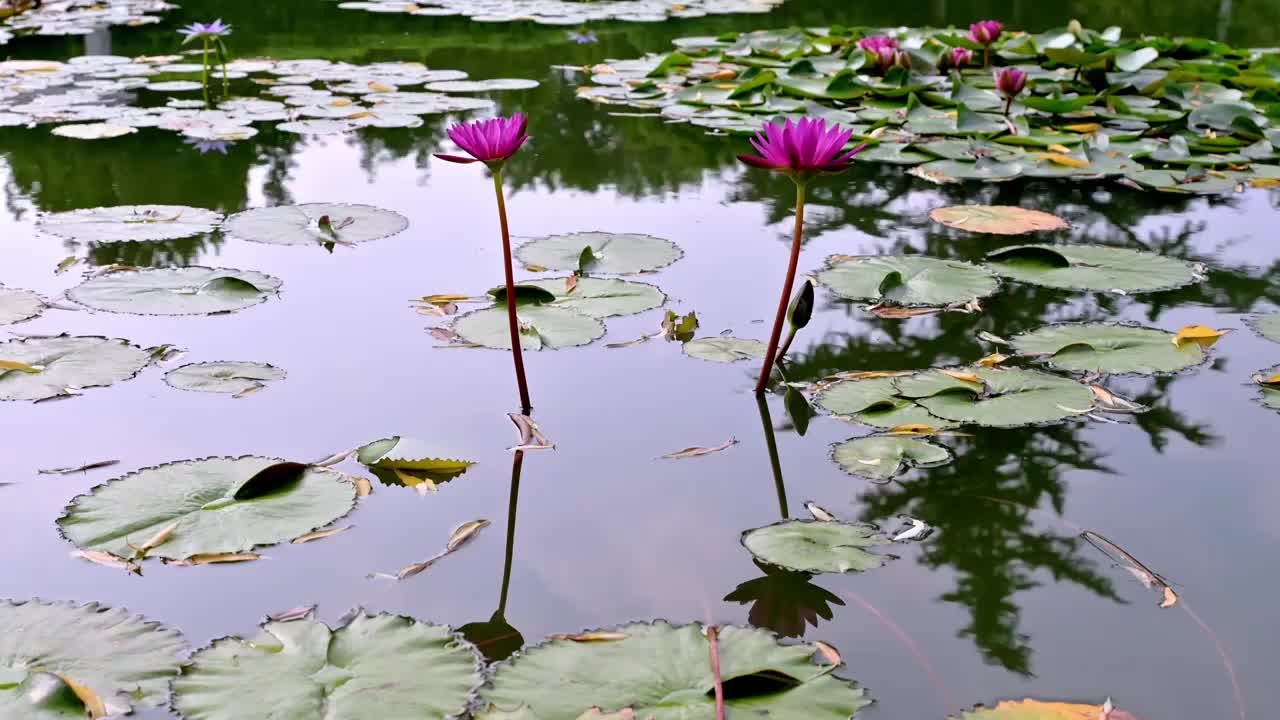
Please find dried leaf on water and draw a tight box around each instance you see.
[312,448,354,467]
[549,631,628,642]
[447,519,490,551]
[38,460,119,475]
[892,517,931,542]
[268,606,316,622]
[372,518,490,581]
[977,353,1009,367]
[1089,385,1148,414]
[127,521,179,558]
[812,641,842,665]
[0,359,44,374]
[805,501,837,522]
[662,437,737,459]
[928,205,1069,235]
[1171,324,1230,348]
[232,382,266,399]
[72,549,141,575]
[509,412,555,451]
[867,304,939,319]
[164,552,261,566]
[292,525,354,544]
[1083,530,1177,608]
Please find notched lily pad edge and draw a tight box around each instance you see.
[160,361,287,392]
[1011,320,1215,377]
[827,433,956,483]
[737,519,899,574]
[985,243,1209,294]
[65,266,283,317]
[0,333,155,402]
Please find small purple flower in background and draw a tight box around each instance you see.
[183,136,230,155]
[946,47,973,69]
[969,19,1003,66]
[567,30,597,44]
[737,117,866,394]
[178,18,231,44]
[857,35,898,53]
[434,113,529,169]
[994,67,1027,115]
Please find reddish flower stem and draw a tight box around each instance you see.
[492,170,532,414]
[754,181,807,395]
[708,625,725,720]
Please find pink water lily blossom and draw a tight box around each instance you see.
[738,118,866,179]
[871,45,896,72]
[968,19,1003,46]
[947,47,974,68]
[994,67,1027,98]
[178,19,231,43]
[434,113,529,167]
[857,35,898,53]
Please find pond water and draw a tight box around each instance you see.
[2,0,1279,718]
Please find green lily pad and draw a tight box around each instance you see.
[985,244,1204,293]
[515,232,683,274]
[476,621,868,720]
[682,337,766,363]
[0,600,186,719]
[1245,313,1280,343]
[1011,323,1207,375]
[0,287,43,326]
[815,255,999,307]
[523,277,666,318]
[222,203,408,247]
[356,436,474,490]
[452,305,604,350]
[163,362,287,394]
[37,205,224,242]
[68,267,282,315]
[831,434,954,482]
[741,519,895,574]
[423,78,539,92]
[0,335,151,402]
[912,367,1095,427]
[57,456,358,560]
[173,611,483,720]
[815,374,957,430]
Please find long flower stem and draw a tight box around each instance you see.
[753,180,807,395]
[755,394,789,519]
[496,447,524,615]
[492,170,533,414]
[201,39,210,106]
[708,625,725,720]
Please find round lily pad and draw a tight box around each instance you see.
[928,205,1069,235]
[174,611,483,720]
[741,520,895,574]
[57,456,358,560]
[38,205,224,242]
[1246,313,1280,343]
[423,78,539,92]
[523,277,665,318]
[682,337,766,363]
[68,267,282,316]
[222,203,408,247]
[476,621,867,720]
[515,232,683,274]
[913,367,1095,428]
[1011,323,1207,375]
[815,255,999,307]
[452,305,605,350]
[831,434,953,482]
[814,374,957,430]
[164,362,286,394]
[51,122,138,140]
[0,600,186,719]
[985,244,1204,293]
[0,287,43,326]
[0,335,151,402]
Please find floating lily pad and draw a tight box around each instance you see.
[913,367,1095,427]
[985,244,1204,293]
[0,287,43,325]
[51,122,138,140]
[57,456,358,560]
[164,362,286,395]
[423,78,539,92]
[741,519,895,574]
[0,335,151,402]
[815,374,956,430]
[928,205,1069,235]
[831,435,953,482]
[38,205,224,242]
[1245,313,1280,343]
[515,232,683,274]
[815,255,999,307]
[0,600,186,719]
[682,337,766,362]
[452,305,605,350]
[476,621,867,720]
[173,611,483,720]
[356,436,474,490]
[68,267,282,316]
[523,277,665,317]
[222,203,409,247]
[1011,323,1207,375]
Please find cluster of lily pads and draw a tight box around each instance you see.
[1246,313,1280,411]
[0,0,171,47]
[330,0,785,25]
[575,22,1280,193]
[0,56,533,140]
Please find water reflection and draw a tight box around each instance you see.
[458,449,527,662]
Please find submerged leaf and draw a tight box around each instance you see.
[682,337,766,362]
[742,520,896,574]
[663,437,737,459]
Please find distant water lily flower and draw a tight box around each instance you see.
[435,113,529,169]
[183,136,229,155]
[178,19,231,43]
[857,35,898,53]
[946,47,973,69]
[994,67,1027,115]
[969,19,1003,66]
[870,45,896,73]
[433,113,534,412]
[737,118,866,394]
[567,30,598,44]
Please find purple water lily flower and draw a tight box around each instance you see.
[857,35,898,53]
[183,136,230,154]
[567,30,598,44]
[178,18,231,44]
[871,45,896,72]
[947,47,973,69]
[994,67,1027,115]
[968,19,1003,45]
[434,113,529,169]
[737,118,866,179]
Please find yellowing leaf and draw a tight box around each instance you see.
[1047,143,1073,154]
[393,467,436,492]
[928,205,1069,235]
[813,641,842,665]
[165,552,260,566]
[420,293,471,305]
[940,369,983,384]
[832,370,914,380]
[549,631,628,642]
[885,423,937,436]
[1254,373,1280,386]
[367,81,395,92]
[57,674,107,719]
[330,98,353,107]
[1250,177,1280,188]
[0,360,44,374]
[1062,122,1101,133]
[1037,153,1091,167]
[292,525,353,544]
[977,353,1009,367]
[1171,324,1230,348]
[965,698,1127,719]
[708,69,737,80]
[128,521,178,558]
[73,550,141,575]
[523,263,549,272]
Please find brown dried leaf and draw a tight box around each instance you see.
[885,423,938,436]
[431,326,463,343]
[37,460,119,475]
[73,550,141,575]
[508,413,555,451]
[128,521,178,558]
[58,674,107,718]
[268,606,315,622]
[447,519,490,551]
[292,525,353,544]
[813,640,842,665]
[165,552,260,566]
[662,437,737,459]
[1171,324,1230,348]
[867,304,939,319]
[805,501,836,522]
[565,275,579,294]
[550,631,628,642]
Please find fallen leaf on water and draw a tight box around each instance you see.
[1171,324,1230,348]
[58,674,107,719]
[1037,153,1091,167]
[37,460,119,475]
[549,631,628,642]
[72,550,141,575]
[431,326,464,344]
[232,382,265,399]
[165,552,260,566]
[1250,177,1280,188]
[977,331,1010,345]
[885,423,937,436]
[966,698,1136,719]
[660,310,699,342]
[367,80,395,92]
[0,360,44,374]
[662,437,737,459]
[268,606,315,622]
[372,518,490,581]
[1089,385,1148,414]
[447,519,491,551]
[87,264,140,277]
[565,275,579,294]
[940,369,983,385]
[831,370,914,380]
[1083,531,1177,609]
[292,525,353,544]
[419,293,471,305]
[351,476,373,497]
[55,256,81,274]
[977,353,1009,367]
[1160,586,1179,609]
[805,501,836,522]
[128,521,178,558]
[606,333,656,349]
[508,413,555,451]
[892,516,930,542]
[1062,122,1101,133]
[813,640,842,665]
[394,467,436,493]
[523,263,549,272]
[1252,372,1280,386]
[867,304,939,319]
[1047,143,1073,154]
[312,448,354,467]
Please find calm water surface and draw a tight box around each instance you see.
[2,1,1279,718]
